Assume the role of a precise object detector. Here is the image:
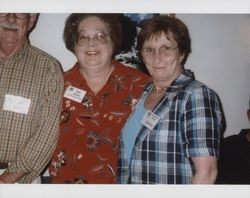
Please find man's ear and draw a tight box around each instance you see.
[28,14,38,32]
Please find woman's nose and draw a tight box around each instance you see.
[87,37,96,47]
[153,51,162,63]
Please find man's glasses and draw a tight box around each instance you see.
[0,13,29,19]
[76,31,110,46]
[141,45,178,59]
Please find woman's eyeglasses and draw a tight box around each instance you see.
[141,45,178,59]
[76,31,110,46]
[0,13,30,19]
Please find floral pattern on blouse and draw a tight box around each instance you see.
[49,60,150,183]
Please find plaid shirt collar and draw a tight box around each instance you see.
[144,69,194,99]
[145,69,194,90]
[0,40,29,63]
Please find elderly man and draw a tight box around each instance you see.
[0,13,64,183]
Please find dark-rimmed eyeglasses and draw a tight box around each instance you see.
[141,45,178,59]
[0,13,29,19]
[76,31,110,46]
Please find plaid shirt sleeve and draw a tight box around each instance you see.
[183,85,222,158]
[7,60,64,183]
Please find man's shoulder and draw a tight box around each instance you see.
[25,44,63,76]
[27,44,60,64]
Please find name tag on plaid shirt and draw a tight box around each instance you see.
[141,110,160,130]
[3,94,31,114]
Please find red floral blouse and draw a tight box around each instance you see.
[49,60,150,183]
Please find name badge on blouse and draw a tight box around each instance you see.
[3,94,31,114]
[64,85,86,103]
[141,110,160,130]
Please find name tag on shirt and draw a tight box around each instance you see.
[3,94,31,114]
[141,110,160,130]
[64,85,86,103]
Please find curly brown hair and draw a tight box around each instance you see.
[63,13,123,58]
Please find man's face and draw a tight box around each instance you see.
[0,13,36,47]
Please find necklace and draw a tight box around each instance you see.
[152,86,168,94]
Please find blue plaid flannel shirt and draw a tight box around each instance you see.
[117,70,223,184]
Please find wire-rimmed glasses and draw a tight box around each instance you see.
[0,13,30,19]
[141,45,178,59]
[76,31,110,46]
